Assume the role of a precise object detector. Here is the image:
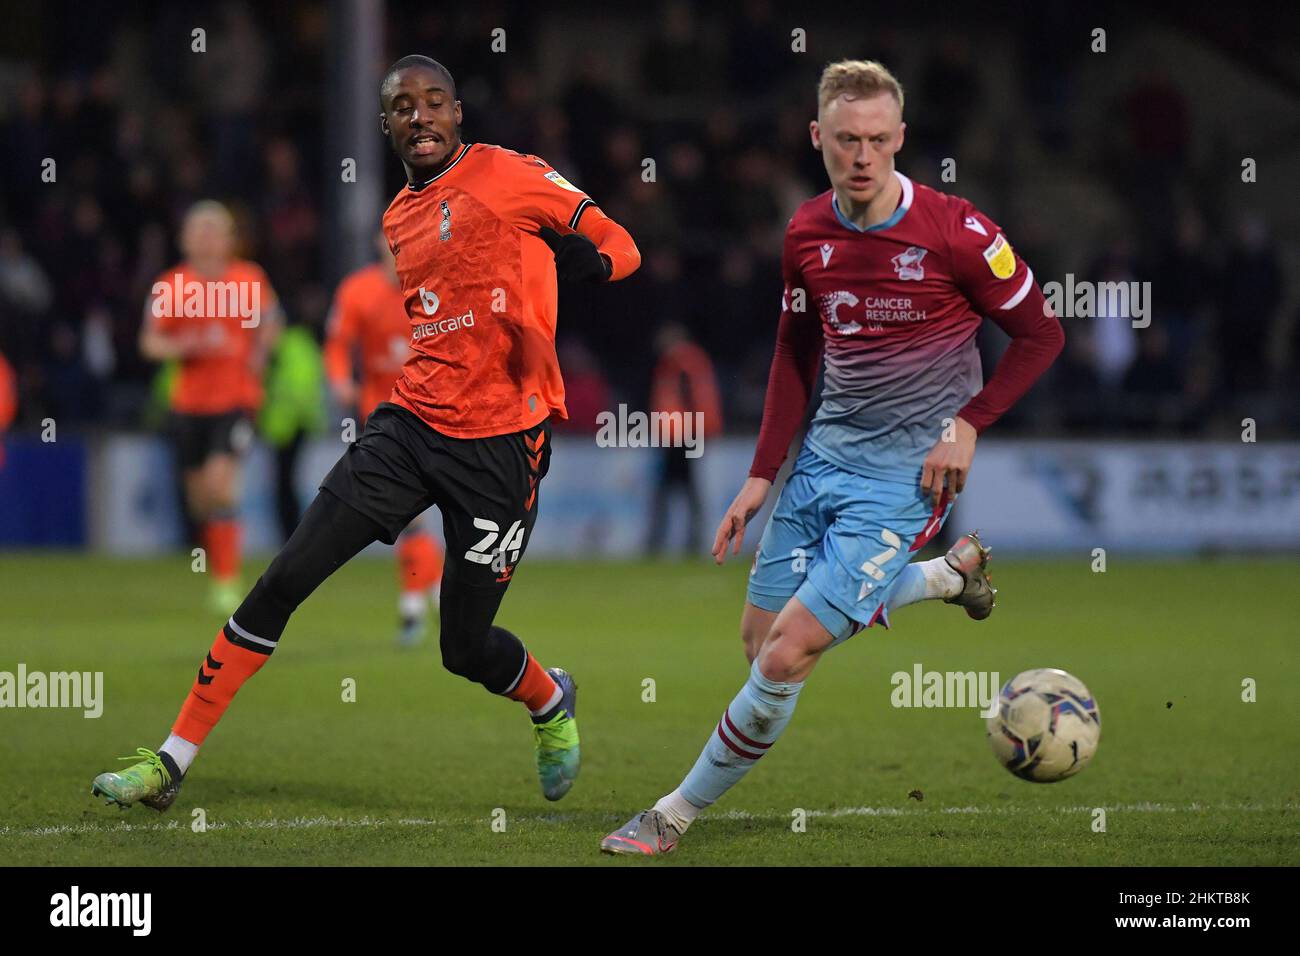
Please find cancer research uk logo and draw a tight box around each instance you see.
[50,887,151,936]
[151,273,262,328]
[595,403,705,458]
[819,290,928,335]
[0,664,102,718]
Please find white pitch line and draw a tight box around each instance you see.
[0,815,447,837]
[717,802,1286,821]
[0,803,1289,838]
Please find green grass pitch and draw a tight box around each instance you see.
[0,551,1295,865]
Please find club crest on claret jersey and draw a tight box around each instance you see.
[891,245,927,281]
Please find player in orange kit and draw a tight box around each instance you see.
[94,55,640,810]
[324,232,445,647]
[0,348,15,470]
[139,201,282,614]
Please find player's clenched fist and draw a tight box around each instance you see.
[920,415,977,506]
[712,476,772,565]
[538,226,611,283]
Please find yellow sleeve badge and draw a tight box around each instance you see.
[983,233,1016,279]
[544,170,582,193]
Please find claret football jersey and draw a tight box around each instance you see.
[382,142,598,438]
[782,171,1036,481]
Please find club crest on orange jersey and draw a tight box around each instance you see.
[892,246,927,281]
[439,200,452,242]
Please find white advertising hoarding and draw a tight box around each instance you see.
[90,435,1300,557]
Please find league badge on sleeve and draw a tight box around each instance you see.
[544,170,582,192]
[983,233,1016,279]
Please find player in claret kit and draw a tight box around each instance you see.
[93,55,640,810]
[603,60,1064,856]
[324,231,445,647]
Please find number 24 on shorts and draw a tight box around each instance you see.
[464,517,527,568]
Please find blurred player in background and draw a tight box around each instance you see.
[604,60,1064,855]
[0,348,15,469]
[324,230,445,647]
[94,55,640,811]
[644,322,722,555]
[139,201,283,615]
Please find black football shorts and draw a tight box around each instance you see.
[319,402,552,587]
[171,410,255,470]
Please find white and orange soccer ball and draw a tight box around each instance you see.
[987,668,1101,782]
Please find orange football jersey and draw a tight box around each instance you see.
[0,349,15,432]
[323,263,410,420]
[381,142,599,438]
[146,260,278,414]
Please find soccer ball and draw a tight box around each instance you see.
[987,668,1100,782]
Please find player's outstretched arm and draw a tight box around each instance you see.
[716,278,823,564]
[715,226,823,564]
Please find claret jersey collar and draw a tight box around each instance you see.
[831,170,914,233]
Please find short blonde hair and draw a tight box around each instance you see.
[817,59,905,115]
[183,200,235,233]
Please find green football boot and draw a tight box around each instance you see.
[532,667,580,801]
[209,579,242,617]
[91,747,183,812]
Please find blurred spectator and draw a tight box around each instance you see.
[260,137,320,287]
[1216,213,1283,402]
[1088,241,1142,393]
[0,1,1292,444]
[0,229,53,316]
[1053,327,1105,433]
[1121,326,1183,430]
[554,338,612,435]
[1150,205,1216,366]
[641,1,710,99]
[1122,63,1190,244]
[725,0,792,100]
[912,35,981,163]
[197,1,271,198]
[645,322,722,556]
